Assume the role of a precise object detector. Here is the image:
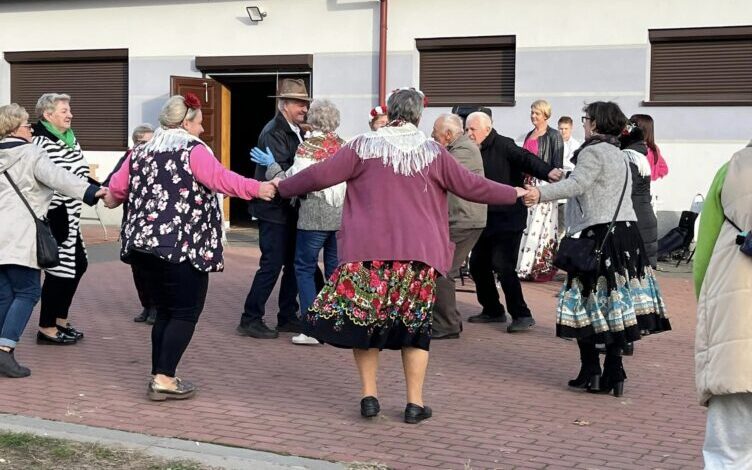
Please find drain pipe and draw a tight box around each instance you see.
[378,0,388,106]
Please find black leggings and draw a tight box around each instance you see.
[39,235,88,328]
[129,252,208,377]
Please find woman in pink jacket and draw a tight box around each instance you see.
[631,114,668,181]
[272,89,525,423]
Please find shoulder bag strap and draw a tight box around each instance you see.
[596,161,630,255]
[3,172,39,221]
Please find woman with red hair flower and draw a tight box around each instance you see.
[104,94,276,401]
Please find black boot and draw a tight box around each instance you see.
[145,307,157,325]
[569,340,601,390]
[589,347,626,397]
[0,349,31,378]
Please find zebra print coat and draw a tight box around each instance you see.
[32,122,93,279]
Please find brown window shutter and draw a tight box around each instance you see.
[649,27,752,105]
[7,50,128,151]
[417,36,515,107]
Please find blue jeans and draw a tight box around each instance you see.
[0,265,42,348]
[294,230,338,317]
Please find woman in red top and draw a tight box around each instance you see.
[272,89,526,423]
[631,114,668,181]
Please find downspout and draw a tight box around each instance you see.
[378,0,388,106]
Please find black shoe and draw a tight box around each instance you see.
[0,350,31,378]
[236,320,279,339]
[134,308,149,322]
[467,312,506,323]
[360,396,380,418]
[37,330,77,345]
[276,319,302,333]
[57,323,83,340]
[404,403,432,424]
[433,332,460,340]
[622,342,634,356]
[148,378,196,401]
[145,308,157,325]
[568,370,602,390]
[506,317,535,333]
[588,368,627,397]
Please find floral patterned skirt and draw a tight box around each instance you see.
[556,221,671,345]
[517,180,559,282]
[306,260,437,351]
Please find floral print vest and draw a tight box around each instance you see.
[121,128,224,272]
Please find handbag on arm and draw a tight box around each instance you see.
[4,173,61,268]
[553,161,630,275]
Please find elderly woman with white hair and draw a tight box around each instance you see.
[32,93,99,345]
[251,99,345,345]
[517,99,564,282]
[271,89,526,423]
[104,93,276,401]
[0,103,103,377]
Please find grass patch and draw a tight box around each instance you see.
[0,431,214,469]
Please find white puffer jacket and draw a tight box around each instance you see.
[695,147,752,405]
[0,137,95,269]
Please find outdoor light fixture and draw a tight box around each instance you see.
[246,6,267,22]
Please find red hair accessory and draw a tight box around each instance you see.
[183,93,202,110]
[369,106,387,119]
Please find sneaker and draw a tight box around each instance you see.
[291,334,320,345]
[236,320,279,339]
[506,317,536,333]
[467,312,507,323]
[145,308,157,325]
[0,350,31,378]
[133,308,149,322]
[276,319,303,333]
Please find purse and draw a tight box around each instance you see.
[553,161,630,275]
[4,173,61,269]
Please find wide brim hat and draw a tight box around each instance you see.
[269,78,312,102]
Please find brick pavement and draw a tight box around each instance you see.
[0,228,704,469]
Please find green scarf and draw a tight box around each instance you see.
[41,120,77,149]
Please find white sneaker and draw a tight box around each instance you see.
[291,334,320,345]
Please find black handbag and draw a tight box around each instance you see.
[553,161,630,275]
[4,173,61,269]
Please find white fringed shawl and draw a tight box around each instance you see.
[623,148,652,178]
[347,123,441,176]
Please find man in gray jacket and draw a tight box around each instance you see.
[430,113,487,339]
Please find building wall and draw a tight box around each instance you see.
[1,0,750,228]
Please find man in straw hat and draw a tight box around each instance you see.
[239,78,312,339]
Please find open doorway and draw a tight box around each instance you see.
[212,73,311,226]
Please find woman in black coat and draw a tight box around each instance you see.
[620,125,658,268]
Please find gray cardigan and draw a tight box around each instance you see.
[266,162,342,232]
[538,142,636,234]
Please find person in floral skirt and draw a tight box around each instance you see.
[272,88,526,423]
[104,94,276,401]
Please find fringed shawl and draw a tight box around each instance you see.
[142,127,213,158]
[623,148,652,178]
[346,123,441,176]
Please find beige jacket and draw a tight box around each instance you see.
[695,146,752,406]
[0,138,95,269]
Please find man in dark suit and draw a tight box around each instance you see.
[465,112,562,333]
[237,79,311,339]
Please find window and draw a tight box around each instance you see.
[5,49,129,150]
[647,26,752,106]
[416,35,515,107]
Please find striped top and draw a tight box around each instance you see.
[32,121,91,279]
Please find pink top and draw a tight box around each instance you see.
[108,144,260,203]
[648,147,669,181]
[278,145,518,275]
[523,136,540,156]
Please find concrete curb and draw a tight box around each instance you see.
[0,413,344,470]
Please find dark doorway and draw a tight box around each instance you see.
[213,73,311,226]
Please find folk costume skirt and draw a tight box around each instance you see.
[556,221,671,346]
[306,260,437,351]
[517,179,559,282]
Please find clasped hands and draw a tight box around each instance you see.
[515,168,561,206]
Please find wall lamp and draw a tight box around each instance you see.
[246,6,267,22]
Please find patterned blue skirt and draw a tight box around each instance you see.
[556,221,671,345]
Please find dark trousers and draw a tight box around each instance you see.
[131,264,154,309]
[433,227,483,336]
[469,230,532,320]
[39,235,87,328]
[241,219,299,325]
[129,252,208,377]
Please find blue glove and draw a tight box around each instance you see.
[250,146,275,166]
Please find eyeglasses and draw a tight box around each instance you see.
[20,124,33,129]
[581,116,592,123]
